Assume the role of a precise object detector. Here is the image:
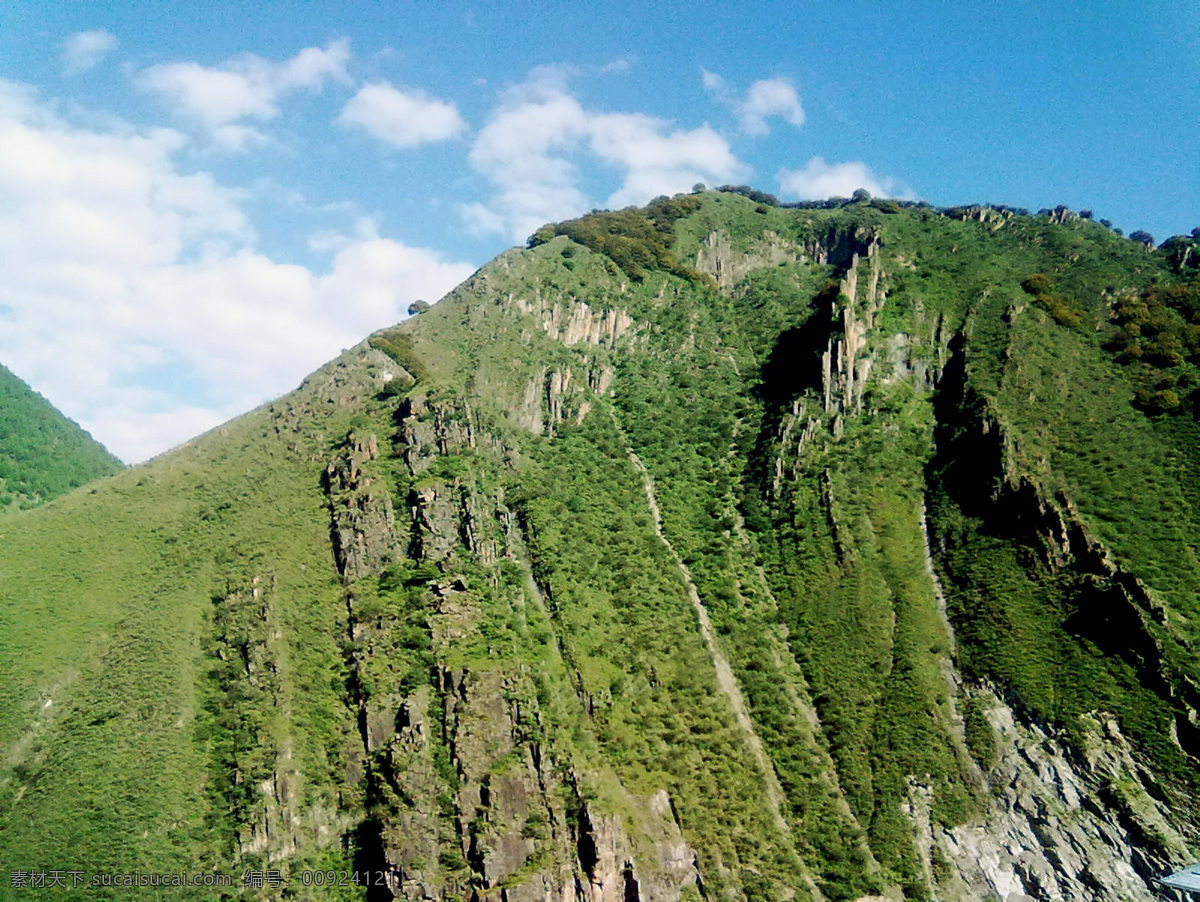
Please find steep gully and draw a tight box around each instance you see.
[715,224,1198,899]
[619,417,792,839]
[318,394,708,902]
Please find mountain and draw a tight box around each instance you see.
[0,362,121,509]
[2,189,1199,901]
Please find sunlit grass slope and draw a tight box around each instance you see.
[0,363,121,509]
[0,189,1197,901]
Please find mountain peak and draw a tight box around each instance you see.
[2,190,1198,900]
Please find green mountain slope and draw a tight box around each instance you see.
[2,191,1198,901]
[0,363,121,508]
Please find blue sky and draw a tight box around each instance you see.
[1,1,1196,462]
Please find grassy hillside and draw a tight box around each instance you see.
[0,363,121,508]
[1,191,1197,900]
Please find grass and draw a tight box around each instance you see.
[0,362,121,509]
[2,191,1198,899]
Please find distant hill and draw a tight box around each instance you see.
[0,363,122,508]
[1,190,1198,901]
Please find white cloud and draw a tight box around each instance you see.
[0,79,473,464]
[590,112,746,208]
[280,41,354,89]
[702,70,804,136]
[466,68,591,242]
[140,62,276,126]
[701,69,725,94]
[777,157,908,200]
[741,78,805,135]
[137,39,351,146]
[338,82,465,149]
[465,67,747,243]
[62,30,119,75]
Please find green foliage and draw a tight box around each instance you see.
[1106,280,1200,414]
[0,362,122,507]
[3,189,1199,902]
[962,695,998,770]
[541,194,710,284]
[1021,272,1083,326]
[369,327,428,382]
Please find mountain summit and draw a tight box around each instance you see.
[2,189,1198,901]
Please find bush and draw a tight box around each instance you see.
[1021,273,1083,327]
[369,329,429,382]
[544,195,710,284]
[1134,388,1181,414]
[527,225,555,248]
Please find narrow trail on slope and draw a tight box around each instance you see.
[920,498,985,786]
[622,439,793,839]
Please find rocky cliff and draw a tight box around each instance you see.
[1,190,1197,901]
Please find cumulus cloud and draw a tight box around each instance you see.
[702,70,804,136]
[338,82,465,149]
[465,67,747,243]
[137,39,351,147]
[62,29,119,75]
[465,67,591,241]
[777,157,908,200]
[590,111,746,208]
[0,80,473,463]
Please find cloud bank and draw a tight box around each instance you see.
[778,157,909,200]
[0,79,473,463]
[137,39,352,149]
[464,67,749,243]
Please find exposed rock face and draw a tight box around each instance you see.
[316,392,704,902]
[17,198,1200,902]
[695,225,883,293]
[914,689,1189,902]
[515,364,620,435]
[696,229,801,289]
[509,296,635,348]
[326,433,396,583]
[820,234,884,418]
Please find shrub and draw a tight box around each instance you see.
[369,329,429,382]
[1021,273,1083,327]
[1134,388,1181,414]
[544,195,710,284]
[527,225,556,248]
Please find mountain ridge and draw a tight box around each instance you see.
[2,189,1198,901]
[0,362,122,509]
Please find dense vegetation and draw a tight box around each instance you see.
[528,194,712,285]
[1,191,1198,900]
[0,363,121,508]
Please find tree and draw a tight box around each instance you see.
[527,225,555,248]
[851,188,872,203]
[1130,230,1155,248]
[407,300,430,316]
